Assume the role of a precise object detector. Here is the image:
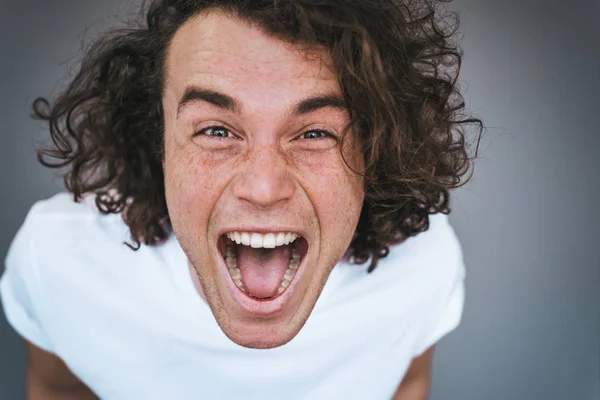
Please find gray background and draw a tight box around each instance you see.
[1,0,598,399]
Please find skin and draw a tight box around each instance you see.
[25,341,97,399]
[393,346,435,400]
[162,10,365,349]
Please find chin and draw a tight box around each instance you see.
[221,321,302,349]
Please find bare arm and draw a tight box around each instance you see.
[392,346,435,400]
[25,340,97,400]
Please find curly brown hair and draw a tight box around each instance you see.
[34,0,482,272]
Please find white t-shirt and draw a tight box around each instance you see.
[0,193,465,400]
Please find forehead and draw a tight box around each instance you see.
[164,11,339,100]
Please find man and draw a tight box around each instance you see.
[1,0,480,398]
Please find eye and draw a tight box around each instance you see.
[194,125,235,139]
[300,129,335,140]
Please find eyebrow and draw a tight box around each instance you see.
[176,86,348,117]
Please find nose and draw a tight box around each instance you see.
[232,146,295,209]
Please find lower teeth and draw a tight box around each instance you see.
[224,245,301,297]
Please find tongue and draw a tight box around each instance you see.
[236,244,291,299]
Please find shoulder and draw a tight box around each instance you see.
[0,192,122,351]
[1,193,151,354]
[6,192,141,299]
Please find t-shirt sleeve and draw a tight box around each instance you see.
[412,217,466,357]
[0,206,54,352]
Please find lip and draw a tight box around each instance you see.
[213,232,309,316]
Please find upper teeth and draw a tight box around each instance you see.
[226,232,299,248]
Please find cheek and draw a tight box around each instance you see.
[313,177,363,263]
[323,173,363,228]
[164,146,228,232]
[294,150,364,245]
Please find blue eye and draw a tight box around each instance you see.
[195,126,233,138]
[302,130,331,139]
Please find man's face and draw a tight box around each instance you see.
[162,11,364,348]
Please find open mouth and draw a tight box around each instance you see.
[218,232,308,301]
